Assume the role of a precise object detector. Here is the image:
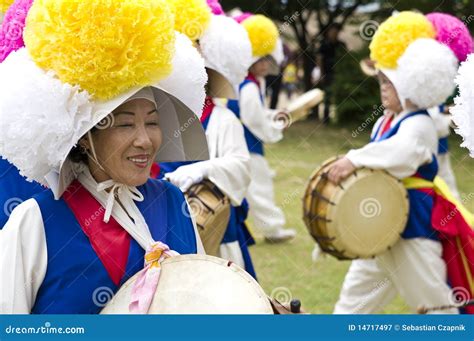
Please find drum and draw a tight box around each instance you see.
[303,157,409,260]
[101,255,274,314]
[286,88,324,122]
[185,180,231,256]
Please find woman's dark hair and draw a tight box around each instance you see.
[68,127,98,165]
[68,145,89,164]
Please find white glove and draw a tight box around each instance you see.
[164,162,210,192]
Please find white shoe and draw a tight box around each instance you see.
[264,228,296,243]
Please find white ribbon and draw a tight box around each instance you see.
[96,180,145,224]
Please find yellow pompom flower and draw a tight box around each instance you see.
[24,0,176,100]
[242,14,279,58]
[369,11,435,69]
[0,0,14,13]
[168,0,211,42]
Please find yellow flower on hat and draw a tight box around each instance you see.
[24,0,176,100]
[369,11,435,69]
[168,0,211,42]
[0,0,14,13]
[242,14,279,58]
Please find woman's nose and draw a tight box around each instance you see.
[133,125,153,149]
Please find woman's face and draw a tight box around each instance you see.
[86,98,162,186]
[250,58,271,77]
[378,72,403,114]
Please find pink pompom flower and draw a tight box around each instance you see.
[427,12,473,62]
[206,0,224,15]
[0,0,33,63]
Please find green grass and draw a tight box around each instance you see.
[247,120,474,314]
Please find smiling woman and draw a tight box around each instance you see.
[0,0,210,314]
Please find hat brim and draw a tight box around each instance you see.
[46,85,209,199]
[206,67,237,99]
[360,59,377,77]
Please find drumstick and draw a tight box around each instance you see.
[417,299,474,314]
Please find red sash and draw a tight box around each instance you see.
[419,188,474,313]
[63,180,131,286]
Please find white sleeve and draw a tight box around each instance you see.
[0,199,48,314]
[427,106,451,138]
[203,108,251,205]
[346,115,438,179]
[239,82,283,144]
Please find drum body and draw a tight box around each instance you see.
[303,158,409,260]
[101,255,273,314]
[185,180,231,256]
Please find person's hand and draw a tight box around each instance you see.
[327,157,356,185]
[164,163,209,192]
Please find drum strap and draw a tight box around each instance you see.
[63,180,131,286]
[404,176,474,312]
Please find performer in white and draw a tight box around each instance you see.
[452,54,474,158]
[159,2,257,275]
[228,13,295,243]
[0,0,209,314]
[328,12,460,314]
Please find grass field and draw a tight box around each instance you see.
[246,119,474,314]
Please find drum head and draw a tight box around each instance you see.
[286,89,324,121]
[327,168,409,258]
[101,255,273,314]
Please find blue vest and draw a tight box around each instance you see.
[227,79,265,156]
[31,179,197,314]
[0,159,45,227]
[371,110,439,241]
[437,105,449,155]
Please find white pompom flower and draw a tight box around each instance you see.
[200,15,253,87]
[396,38,458,109]
[451,53,474,157]
[159,32,208,118]
[0,48,93,184]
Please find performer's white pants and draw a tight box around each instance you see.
[246,153,286,236]
[438,153,460,200]
[334,238,459,314]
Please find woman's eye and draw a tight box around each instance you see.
[146,121,159,126]
[115,123,134,128]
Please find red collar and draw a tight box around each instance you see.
[246,73,261,88]
[200,96,215,124]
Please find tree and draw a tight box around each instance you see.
[222,0,373,91]
[223,0,474,91]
